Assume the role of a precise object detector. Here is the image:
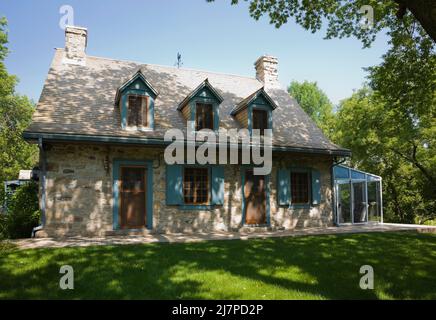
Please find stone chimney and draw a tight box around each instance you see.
[63,26,87,65]
[254,55,279,89]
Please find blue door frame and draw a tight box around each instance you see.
[240,167,271,226]
[112,159,153,230]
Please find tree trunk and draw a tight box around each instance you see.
[395,0,436,42]
[389,182,405,222]
[390,146,436,187]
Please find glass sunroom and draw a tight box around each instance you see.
[333,165,383,225]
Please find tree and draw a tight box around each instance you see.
[208,1,436,46]
[334,86,435,224]
[366,17,436,190]
[394,0,436,43]
[288,80,334,138]
[0,17,38,184]
[333,19,435,224]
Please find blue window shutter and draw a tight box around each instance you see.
[166,165,183,205]
[213,103,219,131]
[312,169,321,205]
[277,168,290,206]
[211,166,225,205]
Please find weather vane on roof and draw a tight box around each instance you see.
[174,52,183,69]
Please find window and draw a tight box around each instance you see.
[183,168,209,204]
[127,95,148,127]
[195,103,214,131]
[291,171,311,204]
[252,109,268,135]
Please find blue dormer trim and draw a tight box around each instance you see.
[115,71,158,130]
[247,104,273,134]
[248,93,274,135]
[231,87,276,135]
[231,87,277,116]
[188,90,220,131]
[177,79,223,110]
[178,79,223,132]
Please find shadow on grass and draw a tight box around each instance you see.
[0,231,435,299]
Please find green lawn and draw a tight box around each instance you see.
[1,231,435,299]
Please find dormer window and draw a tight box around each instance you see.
[115,70,159,131]
[177,79,224,132]
[195,103,214,131]
[252,109,268,135]
[230,87,277,135]
[127,95,148,127]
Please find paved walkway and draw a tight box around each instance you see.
[10,223,436,250]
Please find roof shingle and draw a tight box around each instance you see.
[26,49,348,153]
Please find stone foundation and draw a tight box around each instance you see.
[36,143,334,237]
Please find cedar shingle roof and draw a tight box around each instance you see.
[177,78,224,110]
[25,49,349,154]
[230,87,278,116]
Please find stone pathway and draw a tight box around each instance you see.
[9,222,436,250]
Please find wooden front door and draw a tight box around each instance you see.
[244,170,267,225]
[120,166,146,229]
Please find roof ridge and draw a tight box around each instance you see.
[77,50,262,82]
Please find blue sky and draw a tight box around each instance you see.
[1,0,388,105]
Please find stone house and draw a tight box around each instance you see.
[24,26,351,237]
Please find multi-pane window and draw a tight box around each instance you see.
[291,171,311,204]
[183,168,209,204]
[252,109,268,135]
[195,103,213,131]
[127,95,148,127]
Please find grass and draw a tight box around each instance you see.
[0,231,435,299]
[423,219,436,226]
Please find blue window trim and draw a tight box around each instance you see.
[290,204,311,209]
[189,95,220,132]
[120,82,156,130]
[179,205,215,211]
[178,81,223,132]
[289,167,312,209]
[247,104,273,135]
[167,164,224,210]
[112,159,153,230]
[240,166,271,226]
[181,165,216,208]
[276,166,314,209]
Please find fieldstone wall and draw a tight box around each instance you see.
[270,155,334,229]
[36,143,334,237]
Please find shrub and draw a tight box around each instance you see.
[0,241,17,253]
[1,181,40,239]
[0,213,6,240]
[0,187,9,240]
[0,186,6,215]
